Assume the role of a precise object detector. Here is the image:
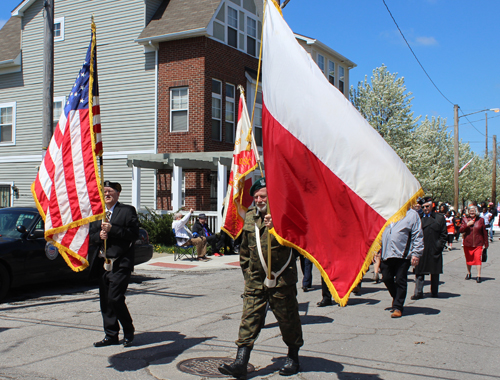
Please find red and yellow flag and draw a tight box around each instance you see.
[221,91,260,239]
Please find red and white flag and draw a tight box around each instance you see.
[31,21,105,272]
[262,1,423,305]
[221,90,260,239]
[458,157,474,174]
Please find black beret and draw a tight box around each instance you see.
[249,177,266,196]
[103,180,122,192]
[418,196,432,205]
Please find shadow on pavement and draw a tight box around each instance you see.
[347,297,381,306]
[108,331,214,371]
[402,306,440,316]
[250,355,344,378]
[433,292,460,299]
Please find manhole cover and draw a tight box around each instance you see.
[177,357,255,378]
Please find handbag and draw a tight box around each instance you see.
[482,248,488,263]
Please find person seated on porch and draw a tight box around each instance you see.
[193,213,223,256]
[172,209,210,262]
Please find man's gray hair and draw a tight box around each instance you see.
[468,205,478,213]
[174,212,183,220]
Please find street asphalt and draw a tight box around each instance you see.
[0,238,499,380]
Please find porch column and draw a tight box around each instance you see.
[217,161,228,231]
[131,166,141,210]
[172,164,183,211]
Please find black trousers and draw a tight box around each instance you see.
[321,277,331,301]
[99,265,134,339]
[380,258,411,312]
[414,274,439,297]
[299,256,313,288]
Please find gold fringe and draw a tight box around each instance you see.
[270,188,425,307]
[47,237,89,272]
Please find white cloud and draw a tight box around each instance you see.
[415,36,438,46]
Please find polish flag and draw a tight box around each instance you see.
[262,1,423,305]
[221,91,260,239]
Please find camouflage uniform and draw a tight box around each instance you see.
[236,207,303,349]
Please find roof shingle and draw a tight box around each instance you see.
[0,17,21,63]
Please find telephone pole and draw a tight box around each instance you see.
[493,135,497,205]
[42,0,54,156]
[453,104,459,212]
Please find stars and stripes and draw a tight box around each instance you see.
[31,21,105,272]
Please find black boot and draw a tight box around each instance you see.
[279,347,300,376]
[218,346,251,380]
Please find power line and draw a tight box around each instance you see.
[382,0,455,106]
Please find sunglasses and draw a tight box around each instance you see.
[422,205,432,208]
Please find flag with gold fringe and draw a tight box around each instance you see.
[261,0,423,306]
[31,21,105,272]
[221,89,260,239]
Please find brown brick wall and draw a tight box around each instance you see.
[156,37,258,210]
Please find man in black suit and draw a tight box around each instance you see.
[90,181,139,347]
[412,196,447,299]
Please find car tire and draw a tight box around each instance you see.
[0,264,10,302]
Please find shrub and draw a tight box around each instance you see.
[138,207,175,246]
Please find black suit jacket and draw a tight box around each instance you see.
[89,202,139,271]
[415,211,447,275]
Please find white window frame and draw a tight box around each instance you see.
[246,16,257,57]
[0,102,16,146]
[254,89,263,147]
[225,83,236,143]
[53,96,66,129]
[339,65,345,94]
[54,17,65,42]
[0,182,14,207]
[227,6,238,49]
[328,60,335,86]
[212,79,222,141]
[170,87,189,132]
[317,53,325,73]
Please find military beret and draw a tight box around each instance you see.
[249,177,266,196]
[418,196,433,205]
[103,180,122,193]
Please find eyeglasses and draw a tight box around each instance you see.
[422,205,432,208]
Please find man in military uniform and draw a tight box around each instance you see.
[219,177,303,379]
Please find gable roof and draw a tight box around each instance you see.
[137,0,221,43]
[295,33,357,69]
[0,17,22,64]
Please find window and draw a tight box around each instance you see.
[328,60,335,85]
[53,96,65,129]
[0,185,11,208]
[254,90,263,146]
[54,17,65,42]
[212,79,222,140]
[339,66,345,94]
[225,84,235,143]
[227,6,238,48]
[247,17,257,57]
[317,54,325,73]
[170,88,189,132]
[0,102,15,145]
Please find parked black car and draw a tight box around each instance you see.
[0,207,153,301]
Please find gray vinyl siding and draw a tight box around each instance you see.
[0,0,157,209]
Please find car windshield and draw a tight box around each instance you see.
[0,210,38,238]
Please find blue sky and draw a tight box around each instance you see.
[1,0,499,155]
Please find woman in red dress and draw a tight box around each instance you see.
[459,205,488,283]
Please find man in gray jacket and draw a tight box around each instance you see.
[378,206,424,318]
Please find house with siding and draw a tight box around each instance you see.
[0,0,355,230]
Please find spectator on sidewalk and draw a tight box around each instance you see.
[173,209,210,261]
[193,214,223,256]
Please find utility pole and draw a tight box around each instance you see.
[453,104,459,212]
[42,0,54,156]
[493,135,497,205]
[485,112,488,158]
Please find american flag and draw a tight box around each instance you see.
[31,21,105,272]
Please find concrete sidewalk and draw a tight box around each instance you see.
[136,252,241,272]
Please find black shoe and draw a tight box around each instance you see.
[431,293,438,298]
[317,298,333,307]
[476,277,482,283]
[302,286,313,292]
[218,346,251,380]
[465,274,471,280]
[279,347,300,376]
[410,294,423,300]
[123,335,134,347]
[93,336,119,347]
